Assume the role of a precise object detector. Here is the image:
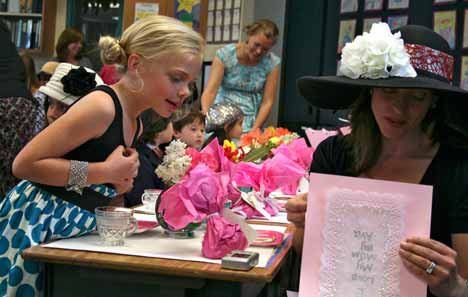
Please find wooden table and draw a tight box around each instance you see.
[22,234,292,297]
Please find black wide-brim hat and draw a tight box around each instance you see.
[298,25,468,110]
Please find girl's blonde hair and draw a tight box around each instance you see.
[99,15,205,71]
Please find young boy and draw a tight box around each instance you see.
[172,109,206,150]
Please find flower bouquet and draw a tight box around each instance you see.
[155,139,249,258]
[236,127,299,163]
[230,137,314,219]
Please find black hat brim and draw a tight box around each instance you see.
[298,75,468,110]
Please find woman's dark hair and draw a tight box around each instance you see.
[56,28,83,62]
[346,88,446,175]
[19,52,39,96]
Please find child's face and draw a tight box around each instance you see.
[174,120,205,150]
[47,97,69,124]
[227,117,243,140]
[138,53,202,118]
[154,122,173,145]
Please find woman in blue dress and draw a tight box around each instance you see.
[0,15,204,297]
[201,19,281,133]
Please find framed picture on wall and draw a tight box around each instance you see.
[338,19,356,52]
[464,9,468,49]
[340,0,358,14]
[363,17,382,32]
[433,10,457,49]
[364,0,383,11]
[387,15,408,30]
[461,56,468,91]
[433,0,456,4]
[388,0,410,10]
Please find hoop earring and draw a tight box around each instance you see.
[129,77,143,93]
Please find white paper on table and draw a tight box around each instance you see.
[224,0,232,9]
[207,11,214,26]
[215,10,223,26]
[248,212,289,225]
[214,27,222,42]
[133,213,157,222]
[43,224,287,268]
[232,8,240,24]
[133,204,155,214]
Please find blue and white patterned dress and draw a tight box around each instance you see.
[214,44,281,132]
[0,182,116,297]
[0,85,137,297]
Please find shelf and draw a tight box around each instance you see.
[0,12,42,17]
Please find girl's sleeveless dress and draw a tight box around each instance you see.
[0,85,140,297]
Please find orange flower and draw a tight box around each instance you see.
[274,127,291,137]
[240,128,261,146]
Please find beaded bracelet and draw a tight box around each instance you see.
[66,160,88,195]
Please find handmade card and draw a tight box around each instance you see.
[464,9,468,49]
[433,10,457,49]
[340,0,358,14]
[363,18,382,33]
[387,15,408,30]
[299,173,433,297]
[461,56,468,91]
[388,0,409,9]
[364,0,383,11]
[338,19,356,53]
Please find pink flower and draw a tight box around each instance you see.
[157,183,202,230]
[186,148,219,173]
[260,153,305,196]
[202,215,248,259]
[272,138,314,170]
[181,164,226,215]
[232,162,262,190]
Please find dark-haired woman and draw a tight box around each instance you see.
[286,24,468,297]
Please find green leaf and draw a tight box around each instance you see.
[242,146,271,163]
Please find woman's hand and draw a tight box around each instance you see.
[104,146,139,194]
[399,237,467,297]
[285,193,307,228]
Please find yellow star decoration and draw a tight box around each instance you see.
[177,0,200,14]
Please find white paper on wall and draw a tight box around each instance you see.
[215,27,222,42]
[215,10,223,26]
[233,8,241,24]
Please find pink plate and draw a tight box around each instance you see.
[251,230,284,247]
[135,220,159,234]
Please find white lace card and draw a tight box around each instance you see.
[319,188,405,297]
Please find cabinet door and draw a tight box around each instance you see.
[123,0,168,30]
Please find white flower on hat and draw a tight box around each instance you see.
[338,22,417,79]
